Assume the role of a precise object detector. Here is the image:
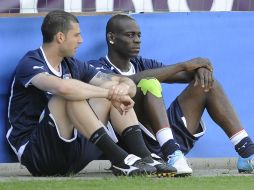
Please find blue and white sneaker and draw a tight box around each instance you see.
[237,154,254,173]
[167,150,192,176]
[111,154,157,176]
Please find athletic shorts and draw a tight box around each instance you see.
[140,98,205,158]
[167,98,205,154]
[21,106,105,176]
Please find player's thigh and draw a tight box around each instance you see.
[48,96,74,139]
[88,98,111,125]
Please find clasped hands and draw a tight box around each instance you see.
[107,83,134,115]
[185,57,214,92]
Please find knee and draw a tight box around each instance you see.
[89,98,111,114]
[210,78,223,93]
[137,78,162,98]
[48,95,68,110]
[192,77,221,93]
[212,79,220,88]
[199,78,223,96]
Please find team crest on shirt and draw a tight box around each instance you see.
[63,73,72,79]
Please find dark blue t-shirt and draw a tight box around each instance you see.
[88,56,165,74]
[7,48,98,152]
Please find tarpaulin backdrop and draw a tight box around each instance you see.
[1,12,254,162]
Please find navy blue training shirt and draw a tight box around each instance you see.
[7,47,98,156]
[88,56,165,75]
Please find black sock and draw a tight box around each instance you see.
[161,139,180,159]
[235,137,254,158]
[122,125,151,158]
[90,127,128,166]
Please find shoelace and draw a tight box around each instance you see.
[168,151,189,166]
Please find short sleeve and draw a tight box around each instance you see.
[16,55,48,88]
[79,60,99,83]
[139,57,165,69]
[88,59,113,74]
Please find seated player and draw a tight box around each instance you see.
[88,14,254,175]
[6,10,176,177]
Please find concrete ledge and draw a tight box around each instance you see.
[188,157,237,170]
[0,158,238,177]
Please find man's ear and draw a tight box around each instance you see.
[107,32,115,45]
[55,32,65,44]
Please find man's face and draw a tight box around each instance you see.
[60,22,83,57]
[112,19,141,58]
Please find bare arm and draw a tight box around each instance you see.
[89,72,136,98]
[89,72,137,115]
[129,57,213,84]
[31,73,111,101]
[32,72,135,115]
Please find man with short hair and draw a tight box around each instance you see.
[6,10,175,177]
[89,14,254,175]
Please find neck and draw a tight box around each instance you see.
[107,51,131,72]
[42,43,63,71]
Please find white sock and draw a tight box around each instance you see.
[230,129,248,146]
[156,127,174,147]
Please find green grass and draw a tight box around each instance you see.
[1,176,254,190]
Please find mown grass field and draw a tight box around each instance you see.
[0,176,254,190]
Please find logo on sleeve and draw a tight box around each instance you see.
[33,66,44,70]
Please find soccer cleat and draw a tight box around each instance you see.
[237,154,254,173]
[111,154,157,176]
[167,150,192,176]
[142,153,176,177]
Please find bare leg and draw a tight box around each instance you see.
[49,96,136,168]
[133,87,177,136]
[133,88,179,152]
[110,106,155,158]
[132,88,154,133]
[89,98,140,135]
[110,106,139,135]
[179,79,254,171]
[143,93,171,133]
[114,92,188,174]
[178,80,243,137]
[89,98,175,174]
[137,90,184,162]
[48,96,103,139]
[88,98,111,125]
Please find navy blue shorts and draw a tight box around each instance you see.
[140,98,204,158]
[21,106,105,176]
[167,98,204,154]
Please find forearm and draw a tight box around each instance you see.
[164,57,213,83]
[32,73,112,101]
[164,70,195,83]
[99,76,136,97]
[89,72,136,97]
[58,79,110,100]
[129,57,212,84]
[129,63,186,83]
[118,77,136,97]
